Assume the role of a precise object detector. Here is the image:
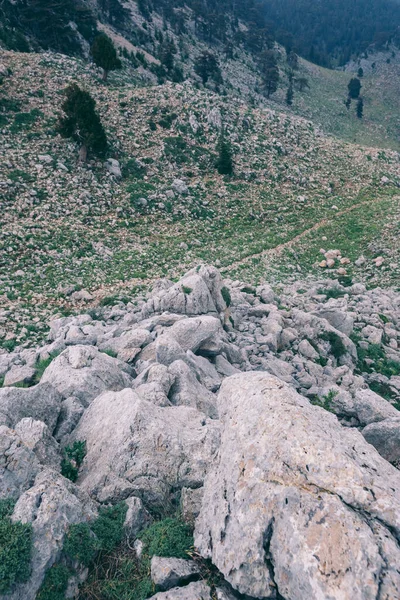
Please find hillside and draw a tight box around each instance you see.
[1,50,399,351]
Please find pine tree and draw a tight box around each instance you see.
[345,97,351,110]
[260,50,279,98]
[347,77,362,99]
[286,84,294,105]
[194,51,222,85]
[58,84,107,161]
[356,97,364,119]
[216,134,233,176]
[91,33,121,81]
[358,67,364,78]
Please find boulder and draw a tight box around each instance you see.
[363,418,400,465]
[6,469,97,600]
[181,487,203,524]
[71,389,220,506]
[0,425,41,500]
[313,308,354,336]
[0,383,62,432]
[167,316,224,355]
[168,360,218,418]
[41,345,134,406]
[53,397,85,443]
[149,581,211,599]
[151,557,200,591]
[353,388,400,426]
[124,496,151,539]
[3,365,36,387]
[14,418,60,469]
[143,276,217,318]
[195,372,400,600]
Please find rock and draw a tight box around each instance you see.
[8,469,97,600]
[186,353,222,392]
[105,158,122,178]
[124,496,151,539]
[3,365,36,387]
[151,557,200,591]
[362,325,383,345]
[195,372,400,600]
[181,487,203,524]
[363,418,400,465]
[70,290,93,302]
[167,316,224,355]
[143,276,218,318]
[207,107,222,129]
[298,339,319,360]
[171,179,189,195]
[314,308,354,336]
[99,328,152,354]
[0,383,62,431]
[14,418,60,469]
[353,388,400,426]
[41,345,134,406]
[71,389,220,506]
[0,425,41,500]
[168,360,218,418]
[256,284,276,304]
[53,397,85,443]
[149,581,212,600]
[155,334,187,366]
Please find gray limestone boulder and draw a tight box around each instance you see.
[149,581,211,600]
[14,418,60,469]
[5,469,97,600]
[0,425,41,499]
[0,383,62,432]
[41,345,134,406]
[313,307,354,336]
[363,418,400,465]
[167,316,224,355]
[195,372,400,600]
[353,388,400,426]
[3,365,36,387]
[168,360,218,418]
[71,389,220,506]
[151,557,200,591]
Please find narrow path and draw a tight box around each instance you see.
[220,198,373,273]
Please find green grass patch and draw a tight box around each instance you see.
[0,499,32,593]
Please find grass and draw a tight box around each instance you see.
[357,343,400,377]
[0,499,32,593]
[37,565,70,600]
[61,440,86,483]
[320,331,348,360]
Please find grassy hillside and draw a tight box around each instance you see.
[0,50,399,348]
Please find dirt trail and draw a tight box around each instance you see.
[220,199,373,273]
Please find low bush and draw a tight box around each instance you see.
[37,564,70,600]
[0,499,32,593]
[320,331,347,359]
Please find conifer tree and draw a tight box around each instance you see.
[216,134,233,176]
[91,33,121,81]
[286,84,294,105]
[348,77,362,99]
[260,50,279,98]
[194,51,222,86]
[356,97,364,119]
[58,83,107,162]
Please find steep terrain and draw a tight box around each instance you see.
[1,265,400,599]
[1,51,399,351]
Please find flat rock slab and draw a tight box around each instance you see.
[151,556,200,591]
[149,581,211,599]
[195,372,400,600]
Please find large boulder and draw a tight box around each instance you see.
[0,425,41,500]
[41,345,134,406]
[0,383,62,432]
[168,360,218,418]
[71,389,220,506]
[195,372,400,600]
[4,469,97,600]
[150,557,200,591]
[142,265,227,318]
[363,418,400,465]
[167,316,224,355]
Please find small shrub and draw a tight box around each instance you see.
[64,523,99,566]
[61,441,86,482]
[318,287,346,300]
[221,286,231,307]
[0,500,32,593]
[139,517,193,559]
[182,286,192,295]
[36,564,70,600]
[320,331,347,360]
[91,503,128,552]
[357,344,400,377]
[101,349,118,358]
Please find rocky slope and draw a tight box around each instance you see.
[1,264,400,599]
[1,50,400,352]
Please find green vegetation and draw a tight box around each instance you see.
[221,286,231,307]
[182,286,192,294]
[0,499,32,593]
[37,564,70,600]
[357,344,400,377]
[91,34,121,81]
[61,440,86,482]
[311,389,338,412]
[64,523,100,566]
[320,331,347,360]
[138,517,193,560]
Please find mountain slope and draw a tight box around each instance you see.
[1,50,399,349]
